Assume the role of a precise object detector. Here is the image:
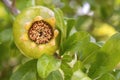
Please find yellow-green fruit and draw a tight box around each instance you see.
[92,22,117,41]
[13,6,59,58]
[92,23,117,37]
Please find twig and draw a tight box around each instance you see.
[12,0,15,7]
[2,0,20,16]
[54,53,61,59]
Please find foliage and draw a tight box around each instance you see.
[0,0,120,80]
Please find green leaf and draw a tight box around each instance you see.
[75,16,92,31]
[88,51,109,79]
[54,8,66,44]
[71,69,92,80]
[60,31,90,54]
[62,54,73,62]
[46,70,63,80]
[0,43,10,70]
[113,70,120,80]
[37,54,61,78]
[66,18,75,37]
[60,0,74,15]
[97,73,116,80]
[61,62,73,80]
[9,41,21,56]
[73,61,84,72]
[89,33,120,79]
[0,28,12,43]
[78,42,100,64]
[10,60,37,80]
[0,28,13,70]
[100,0,114,18]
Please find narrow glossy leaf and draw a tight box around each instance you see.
[73,61,84,72]
[54,8,66,44]
[10,60,37,80]
[71,69,92,80]
[89,33,120,79]
[97,73,116,80]
[54,8,66,34]
[101,33,120,67]
[61,62,72,80]
[60,31,90,54]
[37,54,61,78]
[88,51,109,79]
[62,54,73,62]
[78,42,100,64]
[66,18,75,37]
[46,70,63,80]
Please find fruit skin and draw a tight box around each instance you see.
[13,6,59,58]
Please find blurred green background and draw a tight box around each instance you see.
[0,0,120,80]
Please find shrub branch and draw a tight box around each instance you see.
[2,0,20,15]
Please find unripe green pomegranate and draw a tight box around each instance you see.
[13,6,59,58]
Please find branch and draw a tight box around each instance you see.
[2,0,20,16]
[12,0,16,7]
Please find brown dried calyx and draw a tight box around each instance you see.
[28,20,54,44]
